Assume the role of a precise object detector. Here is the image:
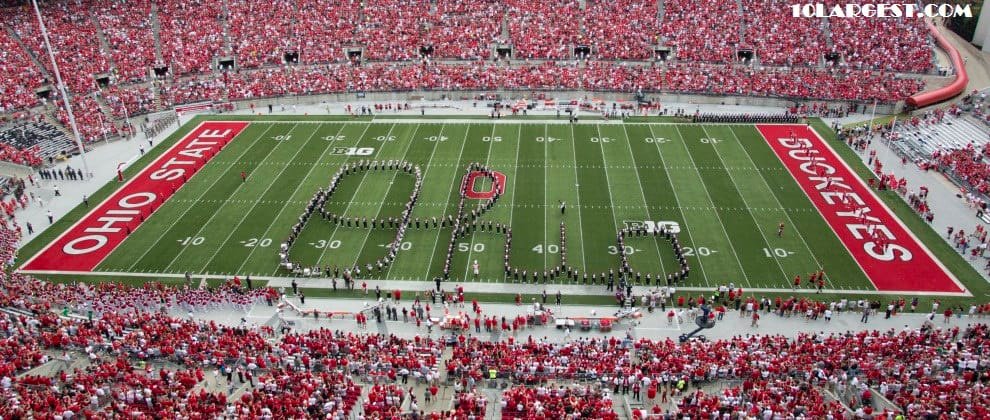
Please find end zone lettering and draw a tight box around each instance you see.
[21,121,249,272]
[756,124,964,294]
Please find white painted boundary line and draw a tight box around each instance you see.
[16,269,972,297]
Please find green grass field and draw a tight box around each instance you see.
[61,119,892,292]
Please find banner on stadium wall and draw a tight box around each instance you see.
[174,101,216,116]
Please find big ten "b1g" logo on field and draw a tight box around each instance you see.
[624,220,682,234]
[331,147,375,156]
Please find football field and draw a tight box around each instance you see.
[18,118,976,295]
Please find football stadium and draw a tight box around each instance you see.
[1,0,990,417]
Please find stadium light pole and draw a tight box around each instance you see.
[31,0,91,179]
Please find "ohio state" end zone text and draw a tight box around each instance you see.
[21,121,249,272]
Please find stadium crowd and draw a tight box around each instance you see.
[0,202,989,418]
[0,0,941,165]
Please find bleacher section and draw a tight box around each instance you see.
[0,121,74,163]
[895,115,990,160]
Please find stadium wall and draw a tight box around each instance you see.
[223,90,904,115]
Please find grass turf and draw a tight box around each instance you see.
[18,117,988,308]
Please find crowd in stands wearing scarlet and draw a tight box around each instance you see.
[91,0,159,83]
[0,258,988,417]
[0,0,940,162]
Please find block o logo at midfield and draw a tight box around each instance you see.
[463,171,507,199]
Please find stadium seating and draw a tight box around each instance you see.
[742,0,827,67]
[501,385,618,419]
[6,0,111,94]
[505,0,581,60]
[0,121,72,163]
[54,95,115,144]
[0,0,941,153]
[0,263,987,417]
[226,0,295,69]
[156,0,226,75]
[0,29,45,112]
[827,0,934,73]
[889,105,990,195]
[295,0,361,64]
[659,0,741,63]
[91,0,157,83]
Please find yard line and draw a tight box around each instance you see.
[700,125,790,285]
[569,124,587,273]
[421,125,472,280]
[461,123,497,283]
[672,126,749,286]
[543,124,549,275]
[620,124,666,279]
[163,123,314,273]
[381,125,451,282]
[212,124,348,274]
[347,124,424,271]
[727,126,840,289]
[593,124,630,284]
[645,124,710,287]
[309,123,392,270]
[503,124,523,282]
[124,123,281,272]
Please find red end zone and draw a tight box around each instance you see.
[756,124,965,294]
[21,121,249,272]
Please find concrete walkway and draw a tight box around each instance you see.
[182,294,982,345]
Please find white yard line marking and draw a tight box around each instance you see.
[700,125,790,286]
[310,123,393,270]
[503,124,523,282]
[672,125,749,286]
[123,123,281,272]
[461,123,497,282]
[645,125,710,287]
[569,124,588,273]
[219,124,349,274]
[19,268,972,296]
[347,124,423,271]
[620,124,666,279]
[594,124,629,285]
[163,123,313,272]
[381,125,450,282]
[544,124,550,273]
[422,125,472,280]
[726,126,835,288]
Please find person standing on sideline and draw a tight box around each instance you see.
[82,195,88,207]
[555,290,562,306]
[751,311,760,327]
[861,306,871,323]
[25,222,33,235]
[53,185,60,196]
[46,210,53,224]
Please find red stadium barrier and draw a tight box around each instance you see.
[906,22,969,108]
